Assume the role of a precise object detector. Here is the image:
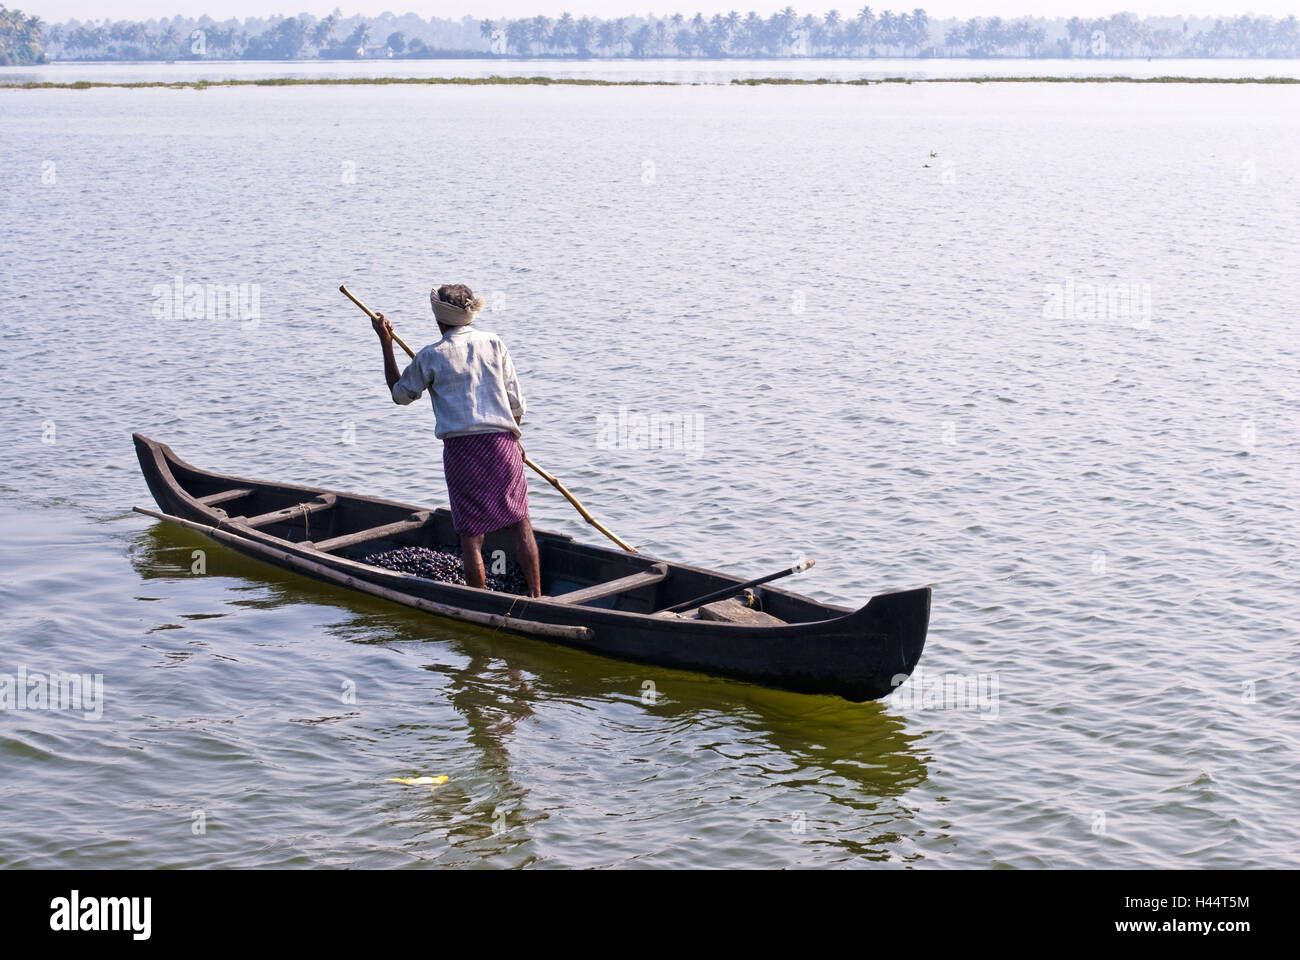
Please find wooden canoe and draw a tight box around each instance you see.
[132,434,930,702]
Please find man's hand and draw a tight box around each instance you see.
[373,312,401,394]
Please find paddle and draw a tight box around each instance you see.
[659,558,816,614]
[339,284,636,553]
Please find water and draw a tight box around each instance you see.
[0,82,1297,868]
[5,56,1300,86]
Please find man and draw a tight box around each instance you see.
[372,284,542,598]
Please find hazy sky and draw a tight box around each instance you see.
[30,1,1300,24]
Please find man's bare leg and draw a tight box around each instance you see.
[460,533,486,589]
[511,518,542,598]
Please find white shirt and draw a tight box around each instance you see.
[391,326,526,439]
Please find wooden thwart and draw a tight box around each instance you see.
[237,494,337,529]
[554,563,669,605]
[196,488,254,506]
[308,512,433,554]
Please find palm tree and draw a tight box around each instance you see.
[341,22,369,55]
[529,16,551,53]
[910,8,929,54]
[630,23,651,57]
[65,26,88,55]
[842,18,863,54]
[741,12,762,53]
[506,19,531,55]
[772,6,796,52]
[1064,17,1082,56]
[878,10,898,55]
[857,7,877,53]
[708,13,728,55]
[311,14,336,50]
[552,12,574,54]
[574,17,594,56]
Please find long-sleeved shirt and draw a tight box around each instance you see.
[391,326,526,439]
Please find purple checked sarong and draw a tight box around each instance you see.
[442,431,530,536]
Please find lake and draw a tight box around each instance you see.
[0,80,1296,868]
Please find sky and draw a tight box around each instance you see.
[27,1,1300,24]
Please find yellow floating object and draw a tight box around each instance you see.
[390,776,448,788]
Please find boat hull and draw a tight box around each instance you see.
[132,434,930,701]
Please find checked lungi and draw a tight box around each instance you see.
[442,431,530,536]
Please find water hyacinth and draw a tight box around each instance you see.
[362,545,528,595]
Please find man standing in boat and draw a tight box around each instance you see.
[371,284,542,598]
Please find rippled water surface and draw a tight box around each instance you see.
[0,83,1297,868]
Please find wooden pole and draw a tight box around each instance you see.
[339,284,637,553]
[339,283,419,359]
[518,458,636,553]
[660,559,816,614]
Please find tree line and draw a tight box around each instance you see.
[0,5,43,64]
[28,8,1300,63]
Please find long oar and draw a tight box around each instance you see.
[340,284,636,553]
[659,558,816,614]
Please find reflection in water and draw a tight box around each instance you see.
[127,520,930,864]
[435,657,539,858]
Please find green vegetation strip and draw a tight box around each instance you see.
[4,74,1299,90]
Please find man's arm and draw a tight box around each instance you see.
[372,313,402,399]
[502,345,526,423]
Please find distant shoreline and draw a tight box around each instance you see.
[5,74,1300,90]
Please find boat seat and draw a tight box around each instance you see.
[308,512,434,553]
[196,487,255,507]
[696,597,786,626]
[234,494,337,529]
[657,591,786,625]
[554,563,669,605]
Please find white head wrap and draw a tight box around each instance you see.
[430,288,479,326]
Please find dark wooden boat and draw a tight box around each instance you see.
[133,434,930,701]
